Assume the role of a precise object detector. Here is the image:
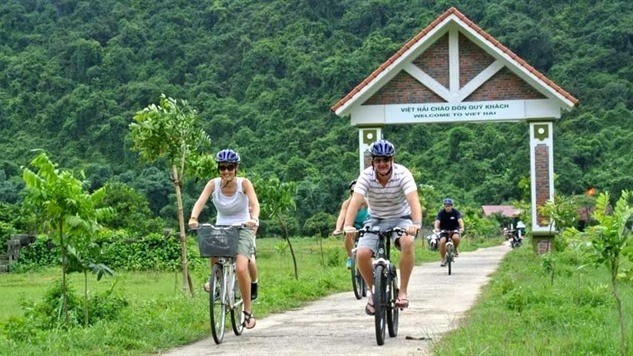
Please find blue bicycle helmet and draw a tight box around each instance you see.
[215,149,241,163]
[443,198,454,206]
[370,139,395,157]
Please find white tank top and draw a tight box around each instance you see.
[212,177,250,225]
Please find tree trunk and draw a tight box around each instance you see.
[279,216,298,280]
[60,221,68,324]
[84,270,89,327]
[173,165,194,296]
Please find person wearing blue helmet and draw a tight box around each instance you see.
[188,148,260,329]
[343,139,422,313]
[433,198,465,266]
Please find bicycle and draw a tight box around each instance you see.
[349,232,367,300]
[509,228,523,248]
[425,231,440,251]
[358,226,405,346]
[195,224,245,344]
[334,229,367,300]
[439,229,460,275]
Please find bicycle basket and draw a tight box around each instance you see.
[196,224,239,257]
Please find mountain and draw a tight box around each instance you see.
[0,0,631,232]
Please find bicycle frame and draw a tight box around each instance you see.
[359,226,404,346]
[215,257,241,309]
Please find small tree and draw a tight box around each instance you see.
[538,194,579,285]
[255,176,299,279]
[586,191,632,356]
[129,94,210,296]
[67,244,113,327]
[21,151,110,325]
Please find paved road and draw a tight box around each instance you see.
[161,243,511,356]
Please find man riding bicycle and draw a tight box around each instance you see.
[433,198,464,267]
[343,139,422,315]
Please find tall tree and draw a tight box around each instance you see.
[129,94,210,296]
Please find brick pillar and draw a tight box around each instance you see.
[358,128,382,172]
[530,121,555,254]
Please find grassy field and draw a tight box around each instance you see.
[6,234,629,355]
[435,242,633,355]
[0,234,460,355]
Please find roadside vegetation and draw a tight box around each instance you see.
[436,191,633,355]
[0,234,497,355]
[435,240,632,355]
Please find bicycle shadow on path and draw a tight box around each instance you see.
[161,243,512,356]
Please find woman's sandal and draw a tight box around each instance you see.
[243,311,256,329]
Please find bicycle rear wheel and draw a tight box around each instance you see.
[386,264,399,337]
[230,272,245,335]
[351,253,364,300]
[373,264,387,346]
[209,264,226,344]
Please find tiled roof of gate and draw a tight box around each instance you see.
[331,7,579,114]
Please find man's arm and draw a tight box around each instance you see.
[433,211,441,231]
[405,190,422,227]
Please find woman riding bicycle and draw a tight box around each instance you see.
[433,198,465,267]
[333,179,370,268]
[343,139,422,315]
[188,149,259,329]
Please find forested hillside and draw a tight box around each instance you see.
[0,0,631,235]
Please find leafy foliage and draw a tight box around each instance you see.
[21,151,112,325]
[0,0,631,237]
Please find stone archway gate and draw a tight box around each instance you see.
[331,7,578,251]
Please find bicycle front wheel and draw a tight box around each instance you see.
[373,264,387,346]
[447,244,454,276]
[351,253,364,300]
[230,272,245,335]
[386,264,399,337]
[209,264,226,344]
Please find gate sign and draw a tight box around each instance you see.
[384,100,525,123]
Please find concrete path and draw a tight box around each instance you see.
[161,243,511,355]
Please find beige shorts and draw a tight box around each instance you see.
[237,228,256,258]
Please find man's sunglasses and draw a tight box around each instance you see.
[218,164,236,171]
[372,157,392,164]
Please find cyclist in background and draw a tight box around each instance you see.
[188,149,259,329]
[343,139,422,315]
[433,198,464,267]
[333,180,370,268]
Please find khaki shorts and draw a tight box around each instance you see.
[358,217,412,254]
[237,228,256,258]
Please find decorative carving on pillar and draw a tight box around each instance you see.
[531,122,554,232]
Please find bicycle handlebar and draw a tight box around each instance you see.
[190,223,245,232]
[358,226,406,236]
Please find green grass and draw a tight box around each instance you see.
[433,240,633,355]
[0,234,502,355]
